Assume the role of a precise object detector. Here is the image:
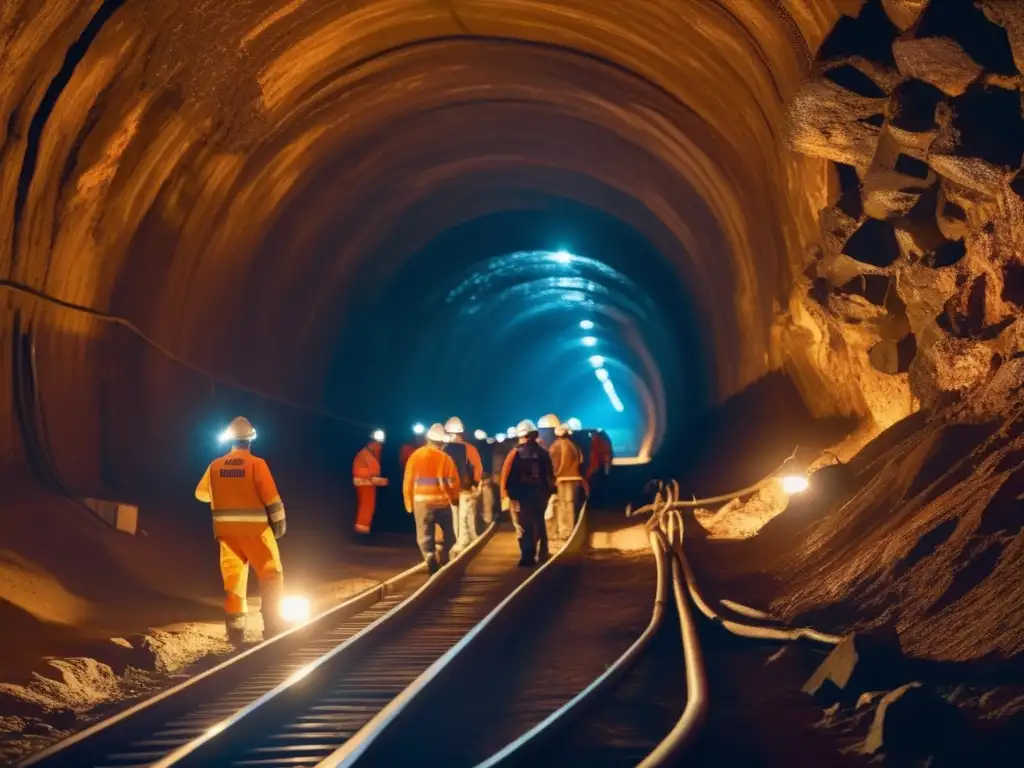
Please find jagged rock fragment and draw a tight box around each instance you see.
[882,0,929,31]
[789,78,886,171]
[892,36,983,96]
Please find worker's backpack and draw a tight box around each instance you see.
[444,441,475,489]
[507,441,551,500]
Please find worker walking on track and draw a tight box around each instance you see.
[195,417,287,645]
[352,430,388,539]
[501,419,555,567]
[548,422,586,540]
[404,423,461,574]
[443,416,483,554]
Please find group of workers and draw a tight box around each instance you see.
[355,414,610,571]
[192,413,611,643]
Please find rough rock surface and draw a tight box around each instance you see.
[786,0,1024,429]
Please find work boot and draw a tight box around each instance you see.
[227,626,246,646]
[517,557,535,568]
[426,557,440,576]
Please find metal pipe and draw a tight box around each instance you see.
[638,539,708,767]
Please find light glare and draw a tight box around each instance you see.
[780,475,810,494]
[567,417,582,431]
[551,250,573,264]
[579,320,594,330]
[581,336,598,347]
[595,368,610,382]
[473,429,487,440]
[371,429,386,443]
[280,595,311,624]
[413,423,425,435]
[588,355,604,368]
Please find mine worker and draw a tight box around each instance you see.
[537,413,560,449]
[501,419,555,567]
[548,423,586,540]
[479,438,497,525]
[195,416,287,645]
[352,430,388,538]
[404,423,461,574]
[443,416,483,553]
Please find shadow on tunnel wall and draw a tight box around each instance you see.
[0,298,369,543]
[659,371,857,497]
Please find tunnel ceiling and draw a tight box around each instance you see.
[1,0,863,480]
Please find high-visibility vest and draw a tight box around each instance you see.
[353,446,382,486]
[195,448,285,538]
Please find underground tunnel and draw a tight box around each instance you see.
[2,0,1024,764]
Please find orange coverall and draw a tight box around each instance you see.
[403,444,461,563]
[195,447,286,635]
[352,443,386,534]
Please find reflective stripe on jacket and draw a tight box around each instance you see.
[195,447,285,537]
[403,445,461,509]
[353,446,382,486]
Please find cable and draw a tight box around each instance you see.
[0,279,374,429]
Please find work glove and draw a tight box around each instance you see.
[272,518,287,539]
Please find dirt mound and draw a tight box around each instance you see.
[702,357,1024,664]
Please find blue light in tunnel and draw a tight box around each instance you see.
[602,379,626,412]
[579,320,594,330]
[594,367,610,382]
[588,355,604,367]
[413,423,425,435]
[581,336,598,347]
[551,250,574,264]
[563,291,587,303]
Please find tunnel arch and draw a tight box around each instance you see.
[0,1,845,494]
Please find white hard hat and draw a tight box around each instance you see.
[554,423,569,437]
[445,417,464,434]
[506,427,517,439]
[538,413,560,428]
[517,419,539,438]
[567,417,583,431]
[219,416,256,442]
[426,423,448,443]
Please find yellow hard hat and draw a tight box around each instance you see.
[426,423,448,443]
[219,416,256,442]
[445,417,464,434]
[517,419,539,438]
[538,413,561,428]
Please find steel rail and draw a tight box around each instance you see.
[20,555,431,767]
[316,503,591,768]
[475,525,670,767]
[149,519,500,766]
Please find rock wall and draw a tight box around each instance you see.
[782,0,1024,433]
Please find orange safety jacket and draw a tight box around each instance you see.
[498,439,524,500]
[353,445,385,486]
[403,444,461,510]
[195,447,285,538]
[549,437,585,481]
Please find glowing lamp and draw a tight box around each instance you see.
[567,417,582,431]
[595,368,610,382]
[551,250,573,264]
[588,355,604,368]
[579,320,594,330]
[280,595,312,624]
[780,475,810,494]
[413,423,425,435]
[473,429,487,440]
[371,429,386,443]
[581,336,598,347]
[495,434,506,443]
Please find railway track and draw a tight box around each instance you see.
[22,521,502,768]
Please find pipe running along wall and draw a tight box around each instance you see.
[0,1,852,497]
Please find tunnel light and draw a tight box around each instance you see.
[507,427,517,438]
[371,429,386,443]
[602,379,625,413]
[567,417,582,431]
[780,475,810,495]
[595,368,610,382]
[495,434,506,443]
[581,336,598,347]
[473,429,487,440]
[579,320,594,330]
[563,291,586,302]
[551,250,573,264]
[413,423,425,435]
[588,355,605,368]
[280,595,312,624]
